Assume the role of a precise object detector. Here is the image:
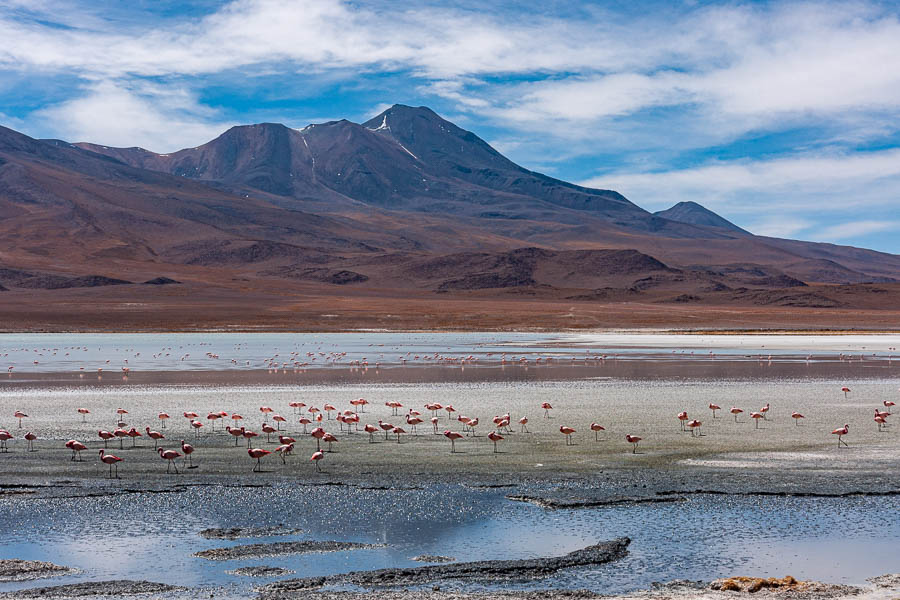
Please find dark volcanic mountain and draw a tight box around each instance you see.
[1,106,900,332]
[654,201,750,235]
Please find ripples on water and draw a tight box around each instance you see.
[1,485,898,596]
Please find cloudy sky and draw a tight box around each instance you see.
[2,0,899,252]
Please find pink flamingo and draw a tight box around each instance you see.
[272,414,287,430]
[298,417,311,434]
[310,427,326,450]
[158,447,181,473]
[467,417,479,437]
[884,400,896,414]
[145,427,165,449]
[832,423,850,447]
[323,432,338,451]
[445,405,456,420]
[760,403,770,419]
[99,449,122,477]
[542,402,553,418]
[13,410,27,428]
[242,429,258,448]
[181,440,195,468]
[24,431,36,452]
[391,427,406,443]
[115,408,128,425]
[225,425,245,446]
[278,435,296,445]
[206,413,220,431]
[406,412,424,435]
[487,430,504,453]
[625,434,642,453]
[66,439,87,461]
[750,412,764,429]
[841,387,851,398]
[323,404,336,419]
[77,408,90,422]
[687,420,702,436]
[248,448,271,472]
[158,413,170,429]
[431,417,439,434]
[259,406,273,422]
[677,411,688,431]
[590,422,605,441]
[875,414,888,431]
[364,423,378,443]
[444,430,463,453]
[709,403,720,418]
[310,450,324,472]
[190,420,202,436]
[126,427,142,447]
[791,412,805,425]
[262,423,277,443]
[274,443,293,463]
[560,426,576,445]
[378,420,394,440]
[519,416,529,433]
[98,430,114,448]
[730,407,743,422]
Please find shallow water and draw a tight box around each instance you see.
[2,332,899,373]
[1,484,898,597]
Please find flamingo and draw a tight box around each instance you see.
[323,404,336,419]
[445,405,456,420]
[126,427,141,447]
[77,407,90,422]
[24,431,36,452]
[66,439,87,461]
[875,414,888,431]
[884,400,896,414]
[206,413,220,431]
[760,403,770,419]
[298,417,311,434]
[115,408,128,424]
[841,387,851,398]
[750,412,764,429]
[145,427,165,449]
[262,423,276,443]
[364,423,378,443]
[542,402,553,418]
[832,423,850,447]
[272,414,287,430]
[560,426,576,445]
[158,447,181,473]
[98,430,114,448]
[687,420,702,437]
[791,412,805,425]
[311,450,324,472]
[13,410,27,428]
[519,416,529,433]
[444,430,463,453]
[181,440,195,468]
[709,403,720,418]
[274,443,293,463]
[260,406,273,422]
[487,430,504,453]
[310,427,326,451]
[323,432,338,451]
[677,411,688,431]
[431,416,439,434]
[468,417,479,437]
[378,420,393,440]
[590,422,605,441]
[158,413,170,429]
[730,407,743,422]
[392,427,406,443]
[625,434,642,453]
[99,449,122,478]
[406,412,424,435]
[242,429,258,448]
[225,425,245,446]
[278,435,296,445]
[248,448,271,472]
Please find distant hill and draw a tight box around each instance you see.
[654,201,750,235]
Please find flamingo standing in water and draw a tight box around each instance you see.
[709,403,720,418]
[791,412,805,425]
[158,413,170,429]
[884,400,896,414]
[99,449,122,478]
[730,407,743,422]
[181,440,195,468]
[750,412,764,429]
[145,427,165,449]
[225,425,245,446]
[364,423,378,443]
[391,427,406,443]
[841,387,851,398]
[77,408,90,422]
[13,410,27,428]
[298,417,311,434]
[158,447,181,473]
[444,430,463,453]
[242,429,258,448]
[66,439,87,460]
[875,413,888,431]
[248,448,271,472]
[126,427,142,447]
[310,427,326,450]
[832,423,850,447]
[687,420,702,437]
[625,434,642,453]
[431,417,439,434]
[274,443,293,463]
[272,414,287,430]
[760,403,771,419]
[406,412,424,435]
[98,430,114,448]
[378,420,393,441]
[262,423,277,443]
[677,411,688,431]
[590,423,605,441]
[487,430,504,453]
[24,431,36,452]
[519,416,529,433]
[560,426,576,445]
[542,402,553,418]
[310,450,324,471]
[323,432,339,451]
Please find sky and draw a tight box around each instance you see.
[1,0,899,253]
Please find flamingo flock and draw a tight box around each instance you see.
[0,383,895,478]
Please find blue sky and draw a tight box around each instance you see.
[2,0,900,253]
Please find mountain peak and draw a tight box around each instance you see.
[654,201,750,235]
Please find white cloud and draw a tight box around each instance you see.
[816,220,900,240]
[34,81,233,151]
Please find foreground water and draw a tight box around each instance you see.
[1,484,898,597]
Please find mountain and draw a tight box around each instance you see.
[654,201,750,235]
[1,108,900,331]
